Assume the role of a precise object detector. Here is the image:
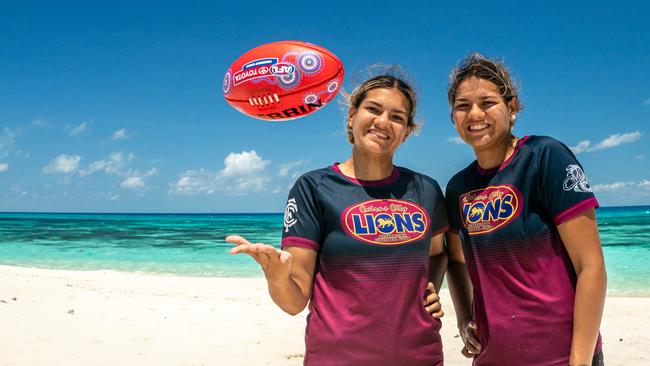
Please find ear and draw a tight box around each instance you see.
[347,108,357,130]
[402,125,414,143]
[507,97,520,115]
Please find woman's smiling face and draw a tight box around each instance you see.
[348,87,412,157]
[452,77,517,154]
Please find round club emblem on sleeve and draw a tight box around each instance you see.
[284,198,298,232]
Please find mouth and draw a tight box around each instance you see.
[368,128,390,140]
[467,123,489,132]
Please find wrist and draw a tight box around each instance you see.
[265,270,291,283]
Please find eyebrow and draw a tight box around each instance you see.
[455,95,501,102]
[364,100,408,115]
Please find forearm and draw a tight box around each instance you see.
[267,273,311,315]
[428,251,448,293]
[570,263,607,364]
[447,259,473,325]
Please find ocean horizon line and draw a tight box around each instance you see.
[2,204,649,216]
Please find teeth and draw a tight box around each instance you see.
[469,124,488,131]
[369,129,389,139]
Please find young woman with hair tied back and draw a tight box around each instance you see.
[227,71,449,365]
[444,53,606,366]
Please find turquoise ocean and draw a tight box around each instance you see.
[1,206,649,296]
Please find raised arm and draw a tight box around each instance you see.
[556,208,606,365]
[227,235,317,315]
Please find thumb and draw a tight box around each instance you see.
[279,250,293,264]
[426,282,436,293]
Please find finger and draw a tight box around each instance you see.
[230,244,253,255]
[423,292,440,306]
[430,309,444,318]
[225,235,253,246]
[464,330,482,353]
[426,282,435,292]
[255,243,279,255]
[279,250,292,264]
[461,346,472,358]
[468,320,478,331]
[425,300,441,312]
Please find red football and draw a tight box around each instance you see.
[222,40,344,121]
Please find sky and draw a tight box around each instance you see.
[0,1,648,213]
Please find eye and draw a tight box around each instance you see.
[391,114,406,124]
[482,100,498,108]
[365,106,380,114]
[454,103,470,111]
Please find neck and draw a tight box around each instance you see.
[475,135,519,170]
[338,147,394,180]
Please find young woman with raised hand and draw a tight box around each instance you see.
[227,72,449,366]
[444,53,606,366]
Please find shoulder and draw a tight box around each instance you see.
[293,166,334,186]
[397,166,443,192]
[446,161,477,195]
[524,135,573,154]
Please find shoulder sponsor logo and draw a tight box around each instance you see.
[563,164,592,192]
[341,199,429,245]
[284,198,298,232]
[459,185,522,235]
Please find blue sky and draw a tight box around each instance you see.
[0,1,648,212]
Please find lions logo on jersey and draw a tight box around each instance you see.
[341,199,429,245]
[460,185,522,235]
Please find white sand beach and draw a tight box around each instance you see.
[0,264,647,366]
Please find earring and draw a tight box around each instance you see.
[511,114,517,121]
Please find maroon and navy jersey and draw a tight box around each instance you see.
[446,136,602,366]
[282,164,448,366]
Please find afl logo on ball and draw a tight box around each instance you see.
[341,199,429,245]
[270,62,295,77]
[459,185,522,235]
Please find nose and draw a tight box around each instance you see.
[467,103,485,121]
[373,111,390,127]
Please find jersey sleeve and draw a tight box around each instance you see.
[281,175,322,252]
[536,138,599,225]
[428,179,449,236]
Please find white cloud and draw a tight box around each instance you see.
[570,131,642,154]
[0,163,8,172]
[447,136,465,144]
[119,168,157,190]
[592,181,634,192]
[171,169,214,194]
[42,154,81,174]
[221,150,269,176]
[31,119,49,127]
[635,154,644,160]
[279,160,304,177]
[79,152,132,177]
[0,127,16,158]
[120,176,145,189]
[643,98,650,105]
[111,128,132,141]
[69,122,87,137]
[170,150,271,195]
[591,180,650,192]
